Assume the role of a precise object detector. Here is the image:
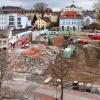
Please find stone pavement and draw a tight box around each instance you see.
[29,83,100,100]
[3,80,100,100]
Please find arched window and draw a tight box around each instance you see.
[62,26,64,31]
[73,26,75,31]
[67,26,69,31]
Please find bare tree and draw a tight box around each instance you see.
[0,50,9,99]
[34,2,48,17]
[49,53,72,100]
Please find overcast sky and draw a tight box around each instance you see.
[0,0,97,10]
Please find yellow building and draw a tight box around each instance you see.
[35,17,50,29]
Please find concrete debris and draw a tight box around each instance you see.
[10,44,59,75]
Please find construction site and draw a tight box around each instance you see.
[6,30,100,99]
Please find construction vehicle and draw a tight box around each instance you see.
[21,35,27,48]
[88,33,100,39]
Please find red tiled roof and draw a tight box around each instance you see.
[0,6,27,14]
[42,17,51,22]
[60,11,80,19]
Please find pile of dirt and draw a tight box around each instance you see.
[68,44,100,83]
[23,48,40,57]
[47,44,100,84]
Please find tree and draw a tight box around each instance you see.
[49,53,72,100]
[0,50,9,99]
[31,14,37,25]
[89,23,100,32]
[56,17,59,26]
[51,17,59,27]
[34,2,48,17]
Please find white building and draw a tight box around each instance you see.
[0,13,31,30]
[82,11,96,26]
[62,4,83,14]
[82,16,96,26]
[0,13,8,29]
[59,11,82,31]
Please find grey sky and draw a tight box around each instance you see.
[0,0,97,10]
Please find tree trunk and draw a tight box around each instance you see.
[61,79,63,100]
[42,12,44,18]
[0,81,2,100]
[0,81,2,93]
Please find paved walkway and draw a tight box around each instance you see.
[3,80,100,100]
[29,83,100,100]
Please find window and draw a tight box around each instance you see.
[73,26,76,31]
[9,22,14,26]
[62,26,64,31]
[9,16,14,21]
[17,17,21,27]
[3,41,6,45]
[18,17,21,21]
[67,26,69,31]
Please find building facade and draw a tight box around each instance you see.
[62,4,83,14]
[0,13,8,29]
[82,16,96,26]
[82,10,96,26]
[0,13,31,30]
[35,17,50,29]
[59,11,82,31]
